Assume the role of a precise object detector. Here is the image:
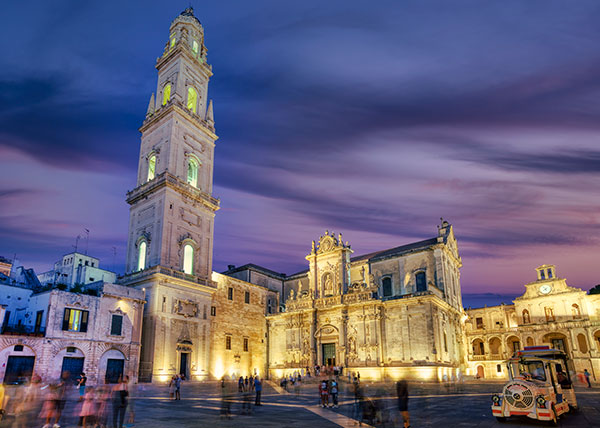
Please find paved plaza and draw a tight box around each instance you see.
[2,379,598,427]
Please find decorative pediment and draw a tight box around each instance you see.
[314,323,339,337]
[314,230,347,254]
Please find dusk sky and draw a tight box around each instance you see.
[1,1,599,304]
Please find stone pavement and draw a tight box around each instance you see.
[1,379,599,427]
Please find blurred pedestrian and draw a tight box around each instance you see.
[112,376,129,428]
[584,369,592,388]
[80,386,96,428]
[174,374,182,400]
[0,381,5,422]
[238,376,245,392]
[254,377,262,406]
[319,379,329,408]
[396,379,410,428]
[330,379,339,408]
[168,376,176,400]
[220,377,231,419]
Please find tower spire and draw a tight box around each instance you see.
[206,99,214,126]
[146,93,155,117]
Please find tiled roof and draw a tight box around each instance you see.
[350,237,438,263]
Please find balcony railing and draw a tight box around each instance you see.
[1,324,46,337]
[120,265,217,289]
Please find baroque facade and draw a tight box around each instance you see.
[229,222,465,381]
[465,265,600,381]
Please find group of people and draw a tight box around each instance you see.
[351,377,410,428]
[0,371,134,428]
[219,375,263,419]
[318,378,339,408]
[168,375,183,400]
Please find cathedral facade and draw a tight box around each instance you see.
[261,223,464,381]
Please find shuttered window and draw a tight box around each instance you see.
[110,314,123,336]
[62,308,89,332]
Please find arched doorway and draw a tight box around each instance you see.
[472,338,485,356]
[543,332,573,371]
[54,347,85,383]
[0,344,36,384]
[489,337,502,358]
[476,365,485,379]
[99,349,126,384]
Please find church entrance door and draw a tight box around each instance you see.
[180,352,189,379]
[322,343,336,366]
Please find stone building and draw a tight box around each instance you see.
[0,275,144,385]
[230,221,465,381]
[465,264,600,381]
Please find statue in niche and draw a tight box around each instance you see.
[324,273,334,295]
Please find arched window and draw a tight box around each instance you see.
[169,34,176,49]
[577,333,588,353]
[526,337,534,347]
[522,309,531,324]
[415,271,426,292]
[187,158,199,187]
[162,84,171,106]
[382,277,392,297]
[187,87,198,113]
[572,304,581,319]
[147,154,156,182]
[137,241,147,271]
[192,40,199,55]
[183,244,194,275]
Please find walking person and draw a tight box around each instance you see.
[112,376,129,428]
[168,376,175,400]
[254,377,262,406]
[396,379,410,428]
[319,379,329,408]
[77,372,88,401]
[238,376,245,392]
[584,369,592,388]
[330,379,339,408]
[80,386,96,428]
[174,374,182,400]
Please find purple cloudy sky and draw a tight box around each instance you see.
[1,1,599,303]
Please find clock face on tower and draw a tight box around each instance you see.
[539,284,552,295]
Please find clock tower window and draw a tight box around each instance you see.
[137,240,147,272]
[183,244,194,275]
[187,87,198,113]
[187,157,199,188]
[147,154,156,182]
[162,83,172,106]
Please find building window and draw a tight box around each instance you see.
[577,334,588,353]
[227,287,233,300]
[540,270,545,279]
[110,314,123,336]
[192,40,199,55]
[137,241,147,271]
[476,317,484,329]
[545,307,555,322]
[547,269,553,278]
[551,338,565,352]
[169,34,176,48]
[187,87,198,113]
[162,296,167,312]
[34,310,43,333]
[162,83,171,106]
[203,305,207,320]
[382,277,392,297]
[415,272,426,292]
[62,308,89,332]
[147,154,156,181]
[67,346,77,353]
[183,244,194,275]
[512,341,521,352]
[571,304,581,319]
[187,157,199,187]
[243,337,249,352]
[225,336,231,350]
[267,298,273,314]
[210,306,216,316]
[497,364,502,373]
[443,332,448,353]
[244,291,250,304]
[522,309,531,324]
[14,345,23,352]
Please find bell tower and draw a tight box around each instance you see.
[120,7,218,382]
[125,7,218,278]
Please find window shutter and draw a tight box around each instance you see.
[80,310,89,332]
[111,315,123,336]
[62,308,70,331]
